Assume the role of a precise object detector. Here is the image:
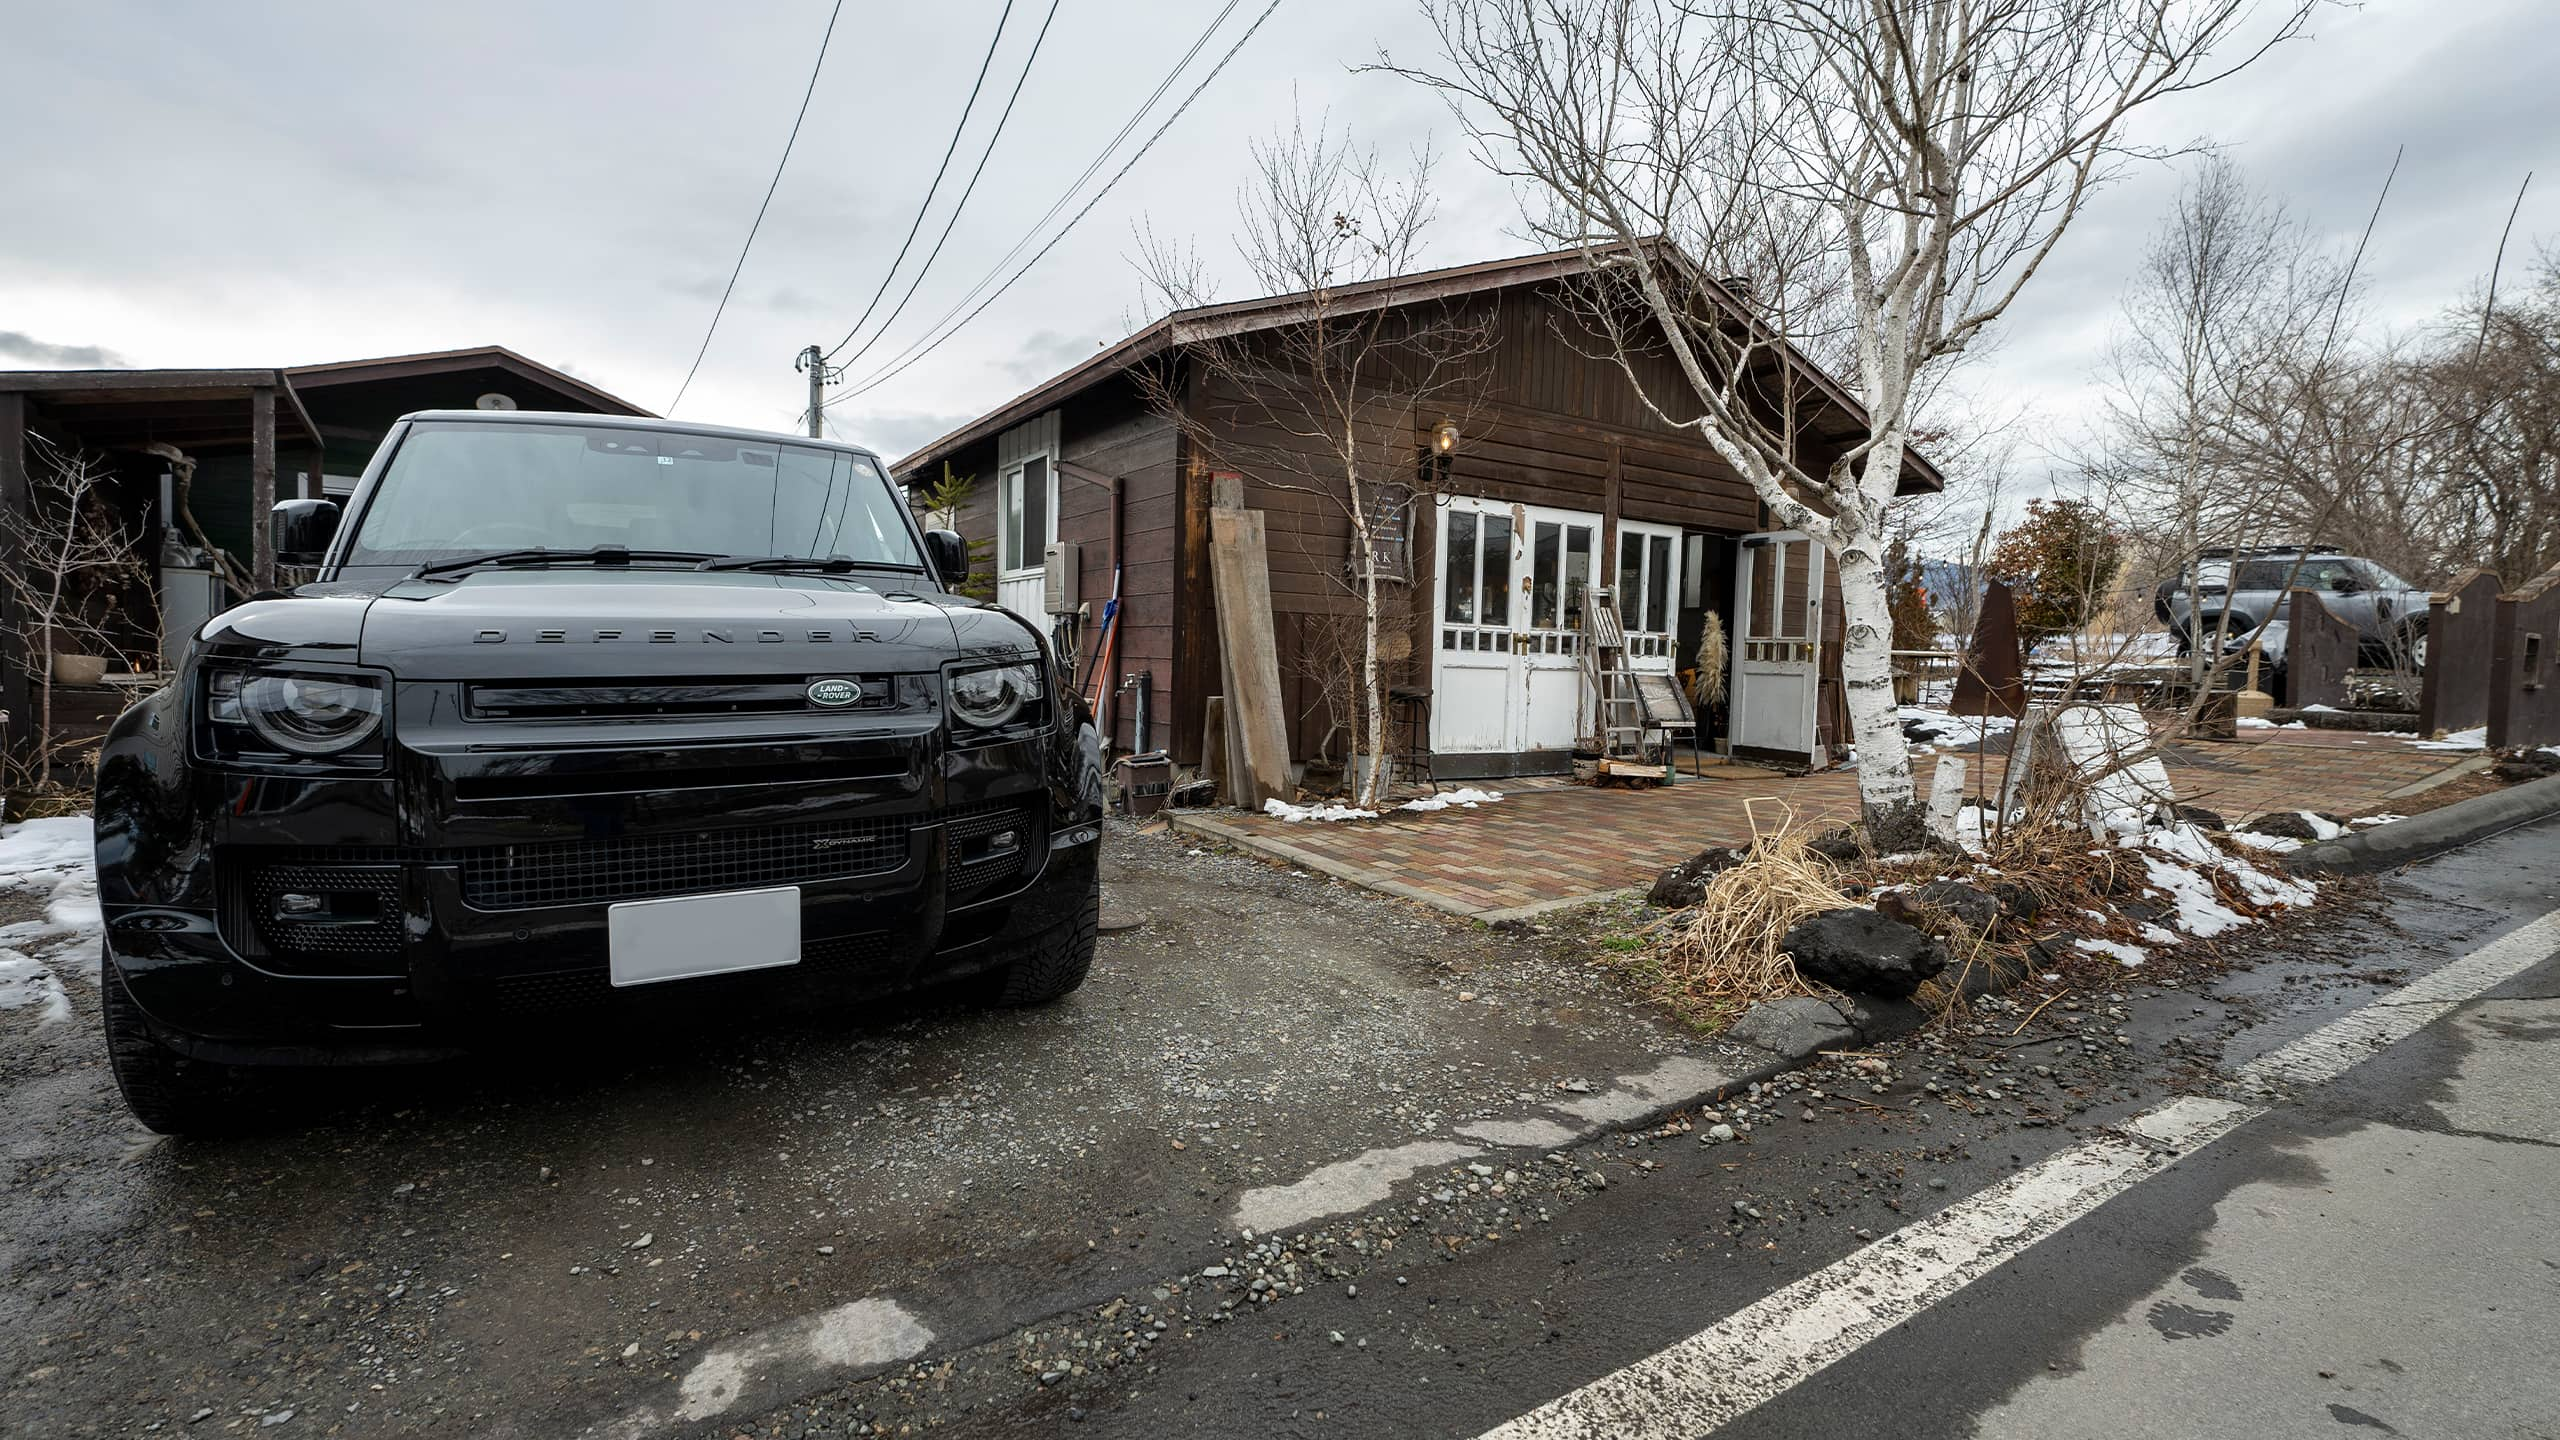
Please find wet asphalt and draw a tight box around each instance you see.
[5,818,2553,1439]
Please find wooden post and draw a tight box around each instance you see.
[1202,696,1230,803]
[1208,477,1292,809]
[250,385,277,588]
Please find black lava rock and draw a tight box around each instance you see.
[2242,810,2322,841]
[1805,828,1866,863]
[1646,845,1747,909]
[1992,881,2043,921]
[2152,803,2227,831]
[1779,907,1948,998]
[1912,879,2002,932]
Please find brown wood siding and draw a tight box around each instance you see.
[1174,290,1771,767]
[1058,390,1180,753]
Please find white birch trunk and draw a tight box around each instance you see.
[1347,458,1389,810]
[1831,521,1922,844]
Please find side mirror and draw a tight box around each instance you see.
[923,528,968,588]
[271,498,341,566]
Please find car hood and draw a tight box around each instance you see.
[356,569,968,678]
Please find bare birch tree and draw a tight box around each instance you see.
[1132,111,1495,806]
[1382,0,2311,845]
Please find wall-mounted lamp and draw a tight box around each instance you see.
[1433,420,1461,454]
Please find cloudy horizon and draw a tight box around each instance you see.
[5,1,2554,496]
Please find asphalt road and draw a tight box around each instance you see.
[5,817,2554,1439]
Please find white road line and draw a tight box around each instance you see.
[1478,906,2560,1440]
[2238,908,2560,1092]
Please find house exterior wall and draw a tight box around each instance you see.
[1172,286,1794,773]
[914,379,1180,756]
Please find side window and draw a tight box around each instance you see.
[999,455,1051,573]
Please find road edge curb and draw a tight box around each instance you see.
[2293,771,2560,875]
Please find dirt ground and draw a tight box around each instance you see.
[0,825,1700,1438]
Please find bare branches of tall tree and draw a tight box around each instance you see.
[1381,0,2313,844]
[2,437,150,789]
[1132,111,1496,805]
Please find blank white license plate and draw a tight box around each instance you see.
[607,885,801,988]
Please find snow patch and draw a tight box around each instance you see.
[2074,937,2147,967]
[1399,787,1504,813]
[0,816,102,1026]
[1264,799,1381,824]
[2412,727,2488,750]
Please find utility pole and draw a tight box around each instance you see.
[793,345,843,438]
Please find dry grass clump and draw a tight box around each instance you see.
[1638,806,1853,1027]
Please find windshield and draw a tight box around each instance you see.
[343,421,922,569]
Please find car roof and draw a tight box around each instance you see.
[396,409,886,461]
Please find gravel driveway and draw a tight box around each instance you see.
[0,825,1692,1438]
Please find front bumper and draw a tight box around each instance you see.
[107,779,1099,1066]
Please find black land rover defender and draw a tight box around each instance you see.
[92,411,1104,1134]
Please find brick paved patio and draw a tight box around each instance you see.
[1167,729,2490,920]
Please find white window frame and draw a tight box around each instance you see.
[997,453,1057,578]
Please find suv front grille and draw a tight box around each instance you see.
[455,818,909,909]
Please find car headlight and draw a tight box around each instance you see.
[946,662,1042,729]
[206,668,387,757]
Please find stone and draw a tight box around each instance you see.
[2490,750,2560,782]
[1992,881,2043,921]
[1911,880,2001,932]
[1646,845,1746,909]
[1725,996,1858,1059]
[1779,908,1949,998]
[1805,828,1866,864]
[2241,810,2321,841]
[2152,803,2226,830]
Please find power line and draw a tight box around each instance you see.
[826,0,1246,402]
[828,0,1064,373]
[822,0,1023,361]
[666,0,849,417]
[827,0,1277,407]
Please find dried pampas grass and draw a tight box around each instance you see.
[1640,802,1850,1024]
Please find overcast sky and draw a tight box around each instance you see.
[5,1,2554,491]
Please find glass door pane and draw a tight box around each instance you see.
[1481,513,1513,626]
[1531,521,1561,628]
[1646,534,1672,632]
[1443,511,1478,623]
[1618,532,1643,627]
[1563,525,1592,631]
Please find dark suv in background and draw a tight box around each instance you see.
[93,412,1104,1133]
[2153,546,2433,668]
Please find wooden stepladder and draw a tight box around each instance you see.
[1582,586,1695,782]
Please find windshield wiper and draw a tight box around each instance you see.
[412,545,722,580]
[694,554,922,574]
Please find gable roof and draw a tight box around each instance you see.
[890,243,1942,493]
[287,345,651,416]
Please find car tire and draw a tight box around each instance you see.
[101,950,240,1136]
[985,865,1100,1007]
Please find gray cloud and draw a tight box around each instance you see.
[0,331,127,368]
[1004,329,1107,383]
[843,409,983,464]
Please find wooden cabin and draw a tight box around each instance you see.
[892,247,1939,780]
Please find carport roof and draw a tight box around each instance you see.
[0,368,324,453]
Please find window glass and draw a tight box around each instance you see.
[1619,533,1644,627]
[1444,511,1478,623]
[1647,534,1673,633]
[346,422,918,567]
[1564,526,1592,631]
[1748,543,1779,639]
[1532,522,1560,628]
[1481,514,1512,626]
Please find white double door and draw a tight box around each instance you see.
[1432,498,1683,756]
